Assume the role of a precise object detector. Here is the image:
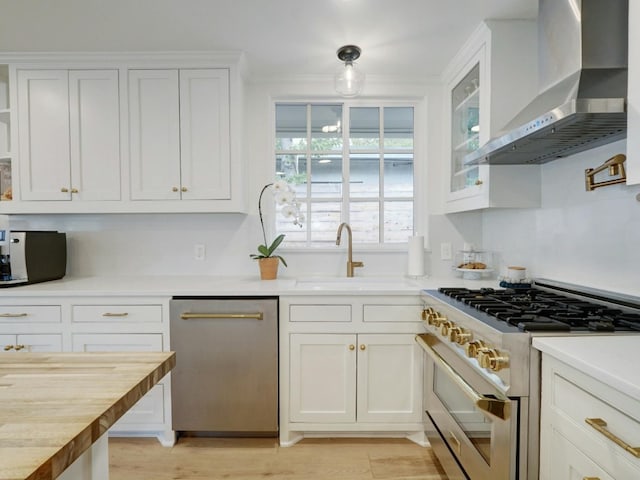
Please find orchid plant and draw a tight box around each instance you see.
[250,180,304,267]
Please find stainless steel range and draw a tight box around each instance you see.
[416,279,640,480]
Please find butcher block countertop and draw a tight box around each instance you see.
[0,352,175,480]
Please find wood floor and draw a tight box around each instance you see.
[109,437,448,480]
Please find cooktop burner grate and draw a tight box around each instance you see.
[437,287,640,332]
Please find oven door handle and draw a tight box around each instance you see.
[416,333,511,421]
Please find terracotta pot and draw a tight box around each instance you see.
[258,257,279,280]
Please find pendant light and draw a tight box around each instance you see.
[334,45,365,97]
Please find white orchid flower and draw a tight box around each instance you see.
[273,180,292,193]
[274,190,295,205]
[281,205,297,219]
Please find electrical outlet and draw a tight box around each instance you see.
[194,244,206,261]
[440,242,452,260]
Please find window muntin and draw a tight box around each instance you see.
[275,103,414,246]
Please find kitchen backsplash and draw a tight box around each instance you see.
[8,142,637,287]
[483,139,640,296]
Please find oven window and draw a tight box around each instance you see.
[433,366,492,463]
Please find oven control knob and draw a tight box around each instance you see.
[449,327,472,345]
[439,321,455,336]
[465,340,486,358]
[421,307,435,321]
[477,348,510,372]
[428,312,447,327]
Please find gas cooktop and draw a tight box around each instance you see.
[433,286,640,333]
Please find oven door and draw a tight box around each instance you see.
[417,333,519,480]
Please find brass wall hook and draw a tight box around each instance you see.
[585,154,627,191]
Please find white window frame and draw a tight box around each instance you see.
[271,97,427,252]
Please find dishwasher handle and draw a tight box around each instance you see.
[180,312,263,320]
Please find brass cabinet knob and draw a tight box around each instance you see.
[181,186,187,192]
[71,188,78,194]
[465,340,486,358]
[61,187,69,193]
[3,345,14,351]
[475,179,484,185]
[172,187,179,192]
[14,344,25,351]
[477,347,509,372]
[360,344,366,351]
[349,344,355,351]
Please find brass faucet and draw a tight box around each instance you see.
[336,223,364,277]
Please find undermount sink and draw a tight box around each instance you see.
[294,276,421,291]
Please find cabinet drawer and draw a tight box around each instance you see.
[546,360,640,476]
[72,305,162,323]
[289,304,351,322]
[0,305,61,323]
[547,427,616,480]
[72,333,163,352]
[363,304,422,322]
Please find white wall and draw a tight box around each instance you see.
[483,140,640,296]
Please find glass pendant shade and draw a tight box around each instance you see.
[334,62,365,97]
[334,45,365,97]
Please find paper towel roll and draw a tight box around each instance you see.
[407,235,425,277]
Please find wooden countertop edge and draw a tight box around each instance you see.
[18,352,176,480]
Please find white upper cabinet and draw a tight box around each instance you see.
[129,69,181,200]
[443,21,541,213]
[179,69,230,200]
[17,69,121,201]
[129,68,231,201]
[627,0,639,185]
[0,52,245,213]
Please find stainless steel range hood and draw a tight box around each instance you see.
[465,0,628,166]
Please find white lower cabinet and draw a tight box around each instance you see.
[71,333,167,434]
[280,295,425,446]
[289,333,422,424]
[540,354,640,480]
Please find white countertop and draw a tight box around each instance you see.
[0,274,500,297]
[533,336,640,400]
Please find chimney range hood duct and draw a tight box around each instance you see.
[465,0,628,166]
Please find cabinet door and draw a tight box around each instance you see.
[17,69,71,200]
[289,333,357,423]
[128,70,180,200]
[356,334,422,423]
[179,69,230,200]
[16,333,62,352]
[628,0,640,185]
[1,334,61,352]
[69,70,121,201]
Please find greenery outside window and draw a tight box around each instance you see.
[275,102,415,246]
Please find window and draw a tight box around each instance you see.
[275,102,415,246]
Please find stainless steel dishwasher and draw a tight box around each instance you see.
[170,297,278,436]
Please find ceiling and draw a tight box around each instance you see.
[0,0,537,79]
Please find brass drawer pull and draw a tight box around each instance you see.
[583,477,601,480]
[585,418,640,457]
[3,345,14,351]
[0,313,28,317]
[102,312,129,317]
[181,312,263,320]
[14,344,25,351]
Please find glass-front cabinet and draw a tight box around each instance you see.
[0,65,11,202]
[443,21,541,213]
[450,63,481,194]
